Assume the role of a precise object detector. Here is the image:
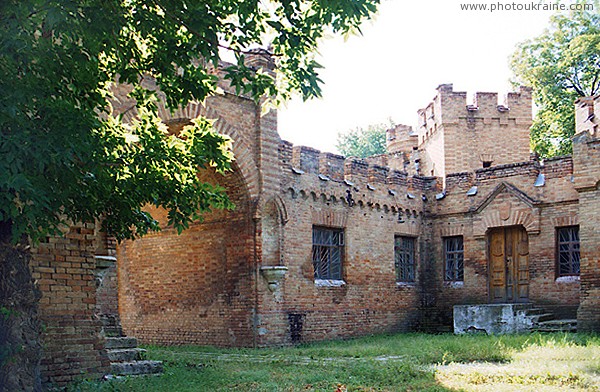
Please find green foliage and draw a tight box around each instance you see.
[0,0,380,242]
[335,119,393,158]
[510,0,600,157]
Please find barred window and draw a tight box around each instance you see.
[395,236,416,283]
[312,227,344,280]
[444,236,464,282]
[557,226,580,276]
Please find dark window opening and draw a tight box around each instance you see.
[444,236,464,282]
[288,313,304,343]
[312,227,344,280]
[482,161,492,168]
[557,226,580,276]
[395,236,416,282]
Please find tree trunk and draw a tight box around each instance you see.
[0,243,42,392]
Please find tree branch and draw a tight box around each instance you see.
[590,71,600,95]
[565,76,586,96]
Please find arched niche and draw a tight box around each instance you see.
[261,197,287,266]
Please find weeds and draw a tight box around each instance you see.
[70,332,600,391]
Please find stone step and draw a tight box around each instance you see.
[107,348,147,362]
[110,360,164,376]
[531,313,555,323]
[536,319,577,332]
[525,308,546,316]
[105,336,138,349]
[103,326,124,337]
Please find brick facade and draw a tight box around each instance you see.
[30,56,599,385]
[115,77,598,346]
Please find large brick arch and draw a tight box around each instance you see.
[156,102,259,201]
[115,87,260,202]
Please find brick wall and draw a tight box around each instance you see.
[25,54,600,385]
[118,166,257,346]
[422,152,582,328]
[30,223,110,387]
[574,97,600,331]
[250,141,438,345]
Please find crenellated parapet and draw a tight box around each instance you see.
[475,161,538,182]
[386,124,418,155]
[445,171,475,192]
[285,143,437,190]
[414,83,533,178]
[443,158,574,191]
[281,141,443,216]
[541,156,573,180]
[436,154,579,220]
[418,83,532,128]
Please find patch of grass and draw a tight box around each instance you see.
[436,333,600,391]
[464,372,587,387]
[69,333,600,392]
[71,360,448,391]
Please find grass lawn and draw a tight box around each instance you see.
[70,333,600,391]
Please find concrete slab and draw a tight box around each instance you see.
[454,303,534,334]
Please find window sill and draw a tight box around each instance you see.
[314,279,346,287]
[443,281,464,288]
[396,281,416,288]
[555,275,580,283]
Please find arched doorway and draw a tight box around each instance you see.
[488,226,529,303]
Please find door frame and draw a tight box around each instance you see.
[487,225,530,304]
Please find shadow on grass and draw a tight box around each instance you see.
[70,359,460,392]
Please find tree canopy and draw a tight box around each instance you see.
[0,0,380,243]
[336,119,393,158]
[510,1,600,157]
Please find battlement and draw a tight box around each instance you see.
[386,124,417,155]
[244,47,276,75]
[417,84,532,130]
[442,156,576,196]
[283,142,435,191]
[575,95,600,137]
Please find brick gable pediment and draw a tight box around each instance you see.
[470,181,541,237]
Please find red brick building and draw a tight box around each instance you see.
[115,72,599,346]
[29,55,600,385]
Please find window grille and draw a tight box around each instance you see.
[312,227,344,280]
[444,236,464,282]
[557,226,580,276]
[395,236,416,282]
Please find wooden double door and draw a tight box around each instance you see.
[488,226,529,303]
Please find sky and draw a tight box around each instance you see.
[277,0,560,154]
